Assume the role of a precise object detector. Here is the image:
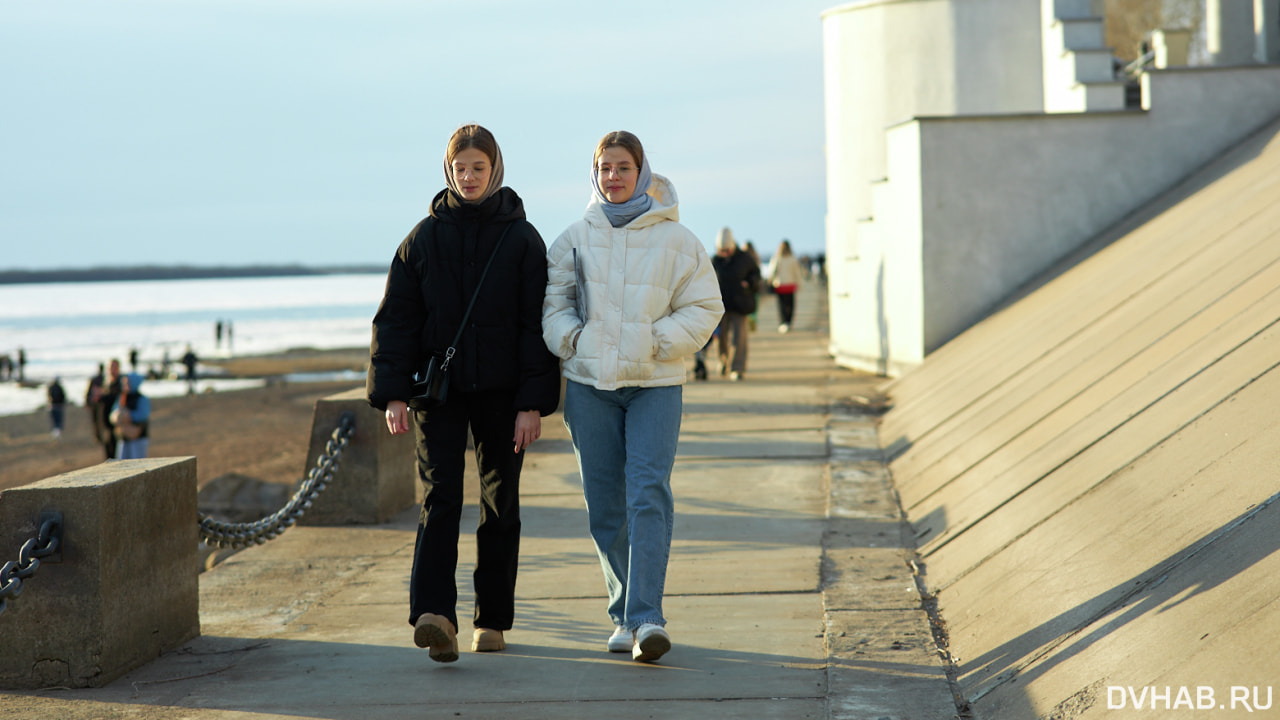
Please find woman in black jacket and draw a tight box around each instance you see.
[367,124,560,663]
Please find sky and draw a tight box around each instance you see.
[2,1,838,271]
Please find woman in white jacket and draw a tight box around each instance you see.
[766,239,805,333]
[543,131,722,663]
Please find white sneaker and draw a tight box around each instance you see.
[607,625,632,653]
[631,623,671,663]
[778,323,790,334]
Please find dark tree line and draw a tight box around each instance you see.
[0,264,385,286]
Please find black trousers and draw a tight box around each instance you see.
[409,389,524,633]
[103,426,117,460]
[776,291,796,325]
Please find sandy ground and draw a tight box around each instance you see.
[0,348,369,494]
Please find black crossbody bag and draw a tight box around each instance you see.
[408,222,513,411]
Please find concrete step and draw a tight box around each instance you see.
[1057,15,1105,50]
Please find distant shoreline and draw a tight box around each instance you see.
[0,264,386,286]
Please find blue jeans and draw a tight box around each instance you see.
[563,380,681,630]
[118,438,149,459]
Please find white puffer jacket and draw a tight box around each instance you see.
[543,175,723,390]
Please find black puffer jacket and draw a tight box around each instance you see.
[712,249,761,315]
[366,187,560,415]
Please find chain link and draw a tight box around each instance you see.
[0,516,63,618]
[198,411,355,549]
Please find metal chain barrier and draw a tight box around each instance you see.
[198,411,355,549]
[0,514,63,618]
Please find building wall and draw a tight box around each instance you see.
[824,0,1280,376]
[823,0,1044,373]
[916,66,1280,355]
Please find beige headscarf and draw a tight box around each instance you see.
[444,138,505,205]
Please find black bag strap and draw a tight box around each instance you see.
[441,221,514,370]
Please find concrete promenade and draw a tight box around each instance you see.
[1,282,957,720]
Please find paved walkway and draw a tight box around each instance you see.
[2,281,957,719]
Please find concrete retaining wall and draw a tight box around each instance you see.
[878,117,1280,717]
[0,458,199,689]
[847,65,1280,373]
[921,63,1280,353]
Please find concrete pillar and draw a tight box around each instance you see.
[1207,0,1258,65]
[0,458,199,689]
[296,387,416,526]
[1151,28,1192,67]
[1258,0,1280,62]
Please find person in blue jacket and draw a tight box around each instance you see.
[109,373,151,459]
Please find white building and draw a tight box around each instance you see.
[823,0,1280,375]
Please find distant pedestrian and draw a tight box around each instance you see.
[692,330,713,381]
[85,363,106,444]
[215,320,223,348]
[129,347,139,372]
[109,373,150,459]
[367,123,560,663]
[181,345,198,394]
[543,130,722,663]
[0,354,10,381]
[712,227,760,381]
[742,241,762,331]
[811,253,826,281]
[98,359,123,459]
[47,377,67,437]
[766,239,804,333]
[16,348,26,382]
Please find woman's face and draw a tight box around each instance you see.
[596,146,638,204]
[452,147,492,202]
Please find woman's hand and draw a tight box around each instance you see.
[513,410,541,453]
[385,400,410,435]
